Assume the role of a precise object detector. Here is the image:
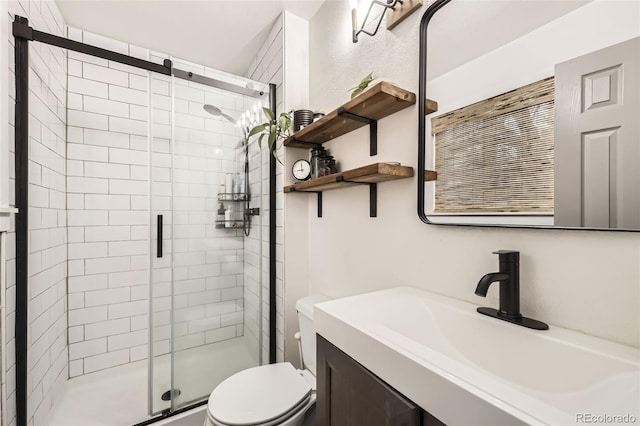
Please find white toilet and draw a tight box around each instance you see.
[204,294,330,426]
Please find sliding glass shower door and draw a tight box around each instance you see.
[149,65,269,414]
[150,71,174,414]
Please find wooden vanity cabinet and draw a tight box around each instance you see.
[316,335,445,426]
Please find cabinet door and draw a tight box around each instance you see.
[316,335,444,426]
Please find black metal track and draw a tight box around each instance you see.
[13,16,29,426]
[13,18,266,96]
[12,18,171,75]
[269,83,277,364]
[416,1,636,232]
[131,400,208,426]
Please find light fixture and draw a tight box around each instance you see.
[351,0,403,43]
[238,102,263,137]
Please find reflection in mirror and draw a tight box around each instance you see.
[422,0,640,230]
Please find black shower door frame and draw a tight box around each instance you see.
[12,15,278,426]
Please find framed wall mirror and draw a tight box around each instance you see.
[418,0,640,231]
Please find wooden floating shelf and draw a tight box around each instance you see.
[425,99,438,115]
[284,163,414,193]
[387,0,423,31]
[284,82,417,149]
[424,170,438,181]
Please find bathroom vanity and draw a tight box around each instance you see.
[316,335,444,425]
[314,287,639,426]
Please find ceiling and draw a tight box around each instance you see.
[55,0,325,76]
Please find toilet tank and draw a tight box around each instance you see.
[296,294,330,376]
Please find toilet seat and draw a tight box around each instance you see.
[207,363,312,426]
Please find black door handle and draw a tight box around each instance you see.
[157,214,163,258]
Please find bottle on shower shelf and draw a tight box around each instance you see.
[225,205,233,228]
[237,174,245,199]
[233,173,242,199]
[235,205,244,224]
[225,173,233,195]
[217,203,225,225]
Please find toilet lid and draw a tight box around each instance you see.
[208,362,312,425]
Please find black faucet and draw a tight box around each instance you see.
[475,250,549,330]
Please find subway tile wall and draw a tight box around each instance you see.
[6,1,68,425]
[246,14,285,363]
[147,55,264,362]
[65,27,266,377]
[64,27,152,377]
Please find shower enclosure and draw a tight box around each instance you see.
[11,16,276,425]
[148,64,272,415]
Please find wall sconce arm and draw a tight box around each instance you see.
[353,0,403,43]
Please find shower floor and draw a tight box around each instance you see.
[48,337,258,426]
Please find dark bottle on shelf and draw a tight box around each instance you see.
[326,155,337,175]
[310,146,327,179]
[217,203,225,224]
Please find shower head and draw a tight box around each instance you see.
[203,104,237,124]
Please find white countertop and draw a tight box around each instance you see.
[314,287,639,426]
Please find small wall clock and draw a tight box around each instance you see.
[292,159,311,181]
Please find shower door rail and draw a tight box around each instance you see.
[12,16,275,426]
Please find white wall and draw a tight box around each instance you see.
[305,0,640,348]
[5,1,68,426]
[281,12,310,366]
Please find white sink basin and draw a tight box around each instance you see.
[314,287,639,425]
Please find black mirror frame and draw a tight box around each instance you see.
[416,0,638,232]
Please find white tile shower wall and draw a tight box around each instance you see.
[5,1,68,425]
[65,27,152,377]
[147,54,249,361]
[246,13,285,363]
[67,34,252,375]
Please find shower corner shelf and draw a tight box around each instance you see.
[215,220,245,229]
[217,193,249,202]
[284,162,414,218]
